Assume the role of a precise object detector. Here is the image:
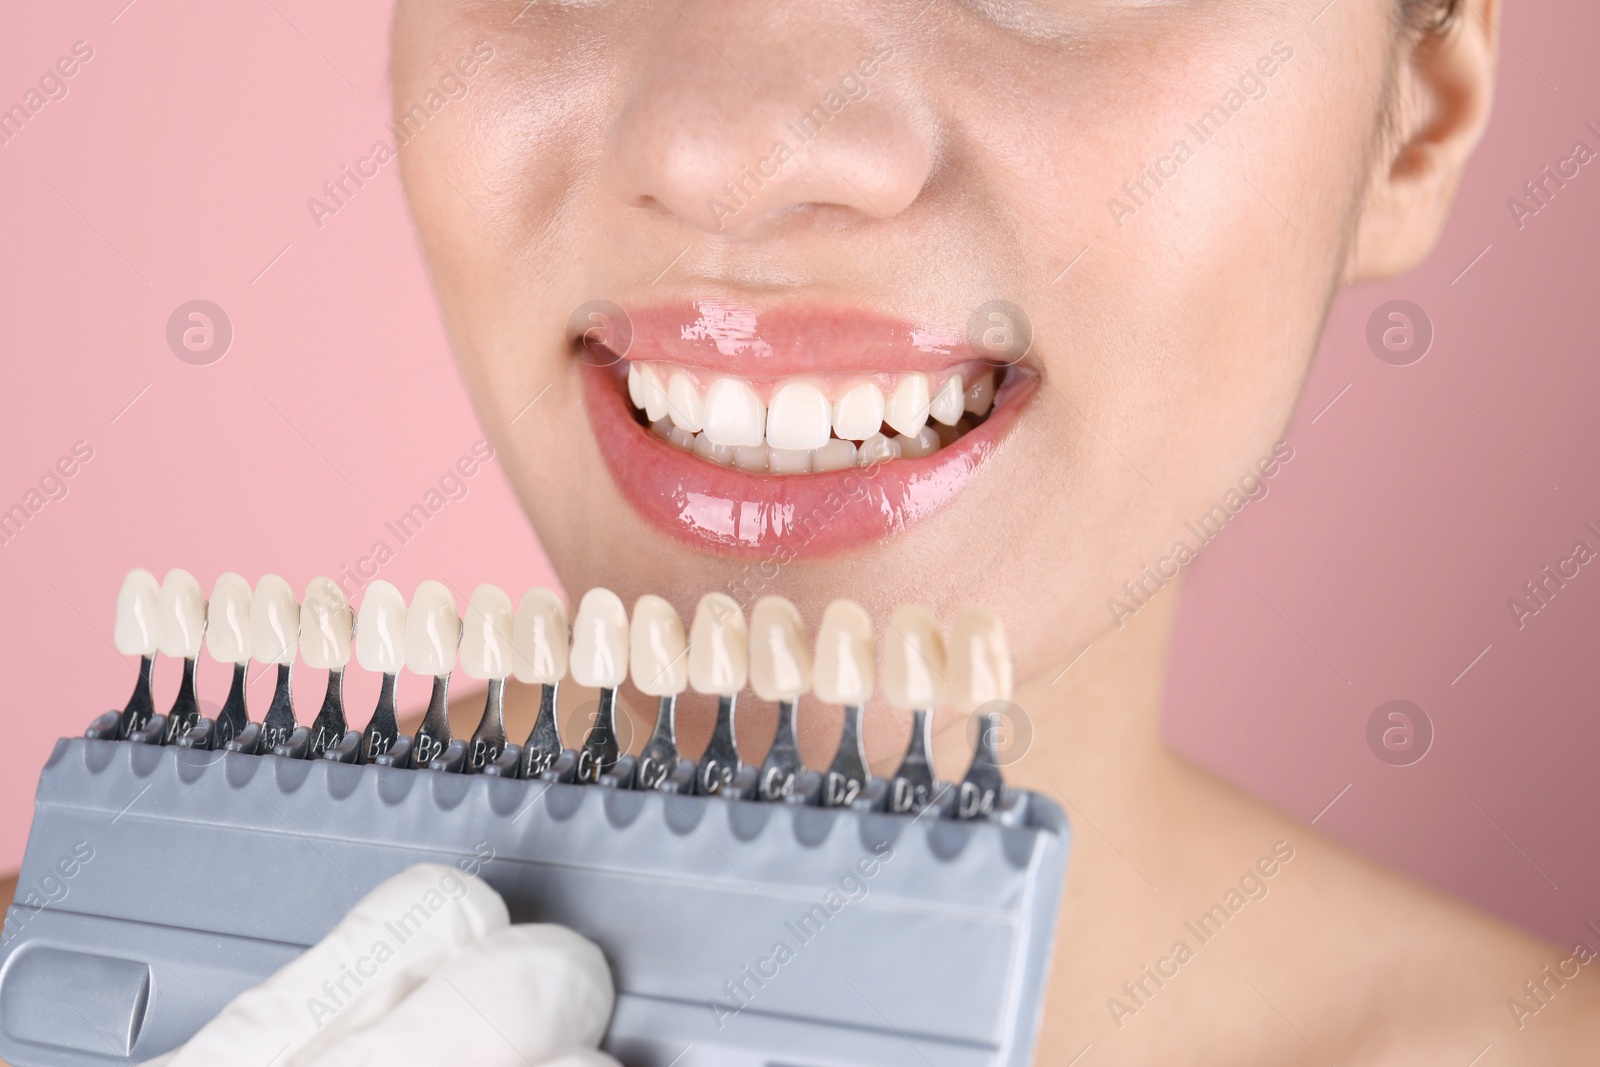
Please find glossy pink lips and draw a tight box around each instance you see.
[582,303,1034,559]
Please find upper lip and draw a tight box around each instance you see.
[599,299,974,377]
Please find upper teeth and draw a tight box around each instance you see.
[627,362,995,464]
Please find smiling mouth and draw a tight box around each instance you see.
[581,301,1036,558]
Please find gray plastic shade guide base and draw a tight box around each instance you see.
[0,738,1070,1066]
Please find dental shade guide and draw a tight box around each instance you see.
[350,580,406,764]
[571,588,628,783]
[90,570,161,741]
[203,574,254,748]
[289,578,353,761]
[949,606,1014,821]
[750,597,810,802]
[456,584,515,773]
[405,579,460,769]
[493,586,569,780]
[883,604,944,815]
[814,599,874,808]
[630,595,694,791]
[691,593,747,797]
[251,575,300,753]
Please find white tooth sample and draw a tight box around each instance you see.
[630,594,688,696]
[885,373,931,437]
[883,604,945,710]
[930,374,964,425]
[570,587,628,689]
[667,372,705,433]
[765,381,832,451]
[356,580,408,674]
[299,577,353,670]
[667,425,695,451]
[812,439,857,472]
[650,417,673,439]
[896,426,940,459]
[206,572,253,665]
[461,584,515,680]
[406,580,460,677]
[732,443,769,473]
[768,447,812,474]
[949,605,1013,714]
[512,587,568,684]
[251,575,300,666]
[857,433,901,466]
[627,362,646,410]
[156,568,206,659]
[749,596,812,702]
[114,568,160,657]
[814,600,873,705]
[832,382,884,441]
[965,369,996,415]
[639,363,669,422]
[702,377,766,448]
[688,593,747,696]
[693,433,734,466]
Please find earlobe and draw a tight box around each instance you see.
[1347,0,1500,282]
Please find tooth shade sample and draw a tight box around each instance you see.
[667,372,704,433]
[814,600,874,704]
[883,604,946,710]
[930,374,964,425]
[356,580,407,674]
[570,588,629,689]
[156,569,206,659]
[638,363,669,422]
[702,378,766,448]
[114,569,160,657]
[766,382,832,451]
[949,605,1013,713]
[965,370,995,415]
[406,580,460,676]
[251,575,299,665]
[884,373,931,436]
[299,577,353,670]
[206,573,253,665]
[749,597,812,702]
[832,382,884,441]
[689,593,748,696]
[461,584,515,680]
[812,439,857,472]
[513,587,568,684]
[630,595,688,696]
[767,448,812,474]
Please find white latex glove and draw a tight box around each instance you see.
[141,864,619,1067]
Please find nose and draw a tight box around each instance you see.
[603,13,933,238]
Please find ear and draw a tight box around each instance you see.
[1346,0,1500,281]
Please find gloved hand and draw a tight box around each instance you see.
[140,864,618,1067]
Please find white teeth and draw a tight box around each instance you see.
[667,425,695,451]
[667,371,704,433]
[570,587,629,689]
[650,417,673,439]
[512,587,567,684]
[156,568,206,660]
[857,433,901,466]
[812,439,857,472]
[884,373,931,437]
[814,599,873,705]
[206,573,253,665]
[406,580,460,677]
[300,577,353,670]
[749,596,812,702]
[965,370,995,416]
[766,381,832,451]
[114,568,160,657]
[627,362,646,410]
[639,363,669,423]
[883,604,945,710]
[355,580,408,675]
[688,593,747,696]
[630,594,688,696]
[768,447,812,474]
[702,377,766,448]
[949,605,1012,713]
[732,443,770,472]
[930,374,964,425]
[461,584,515,680]
[693,432,734,466]
[251,575,300,666]
[896,426,940,459]
[832,382,885,441]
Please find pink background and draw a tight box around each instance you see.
[1,2,1595,945]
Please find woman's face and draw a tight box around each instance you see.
[392,0,1398,685]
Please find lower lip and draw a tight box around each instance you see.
[583,361,1035,559]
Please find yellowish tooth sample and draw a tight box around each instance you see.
[630,594,688,696]
[114,568,161,657]
[688,593,747,696]
[251,575,300,666]
[355,580,407,675]
[461,584,515,680]
[406,580,460,676]
[882,604,945,709]
[814,600,874,705]
[299,577,353,670]
[570,587,628,689]
[948,605,1013,713]
[749,596,812,702]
